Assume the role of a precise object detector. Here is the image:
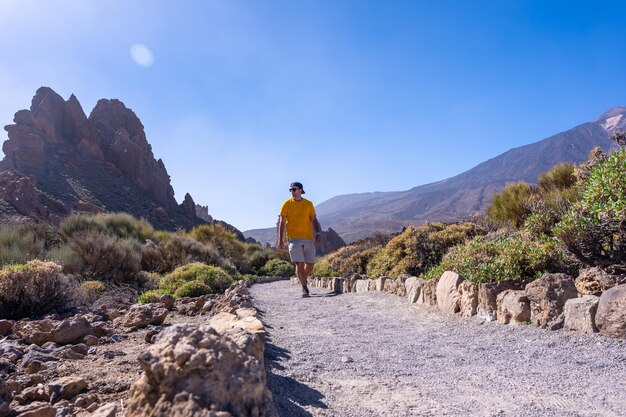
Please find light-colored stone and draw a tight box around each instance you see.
[525,273,577,330]
[10,401,56,417]
[477,280,523,322]
[405,277,423,303]
[458,281,479,318]
[331,277,344,294]
[564,295,599,333]
[126,324,276,417]
[595,284,626,339]
[48,376,87,403]
[497,290,531,325]
[575,267,626,296]
[355,280,370,293]
[436,271,464,314]
[209,312,265,341]
[383,278,401,295]
[375,277,387,292]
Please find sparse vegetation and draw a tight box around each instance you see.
[259,258,295,277]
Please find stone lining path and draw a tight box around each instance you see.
[250,280,626,417]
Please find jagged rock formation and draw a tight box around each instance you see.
[0,87,233,232]
[195,204,213,222]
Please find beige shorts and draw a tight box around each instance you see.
[288,239,316,264]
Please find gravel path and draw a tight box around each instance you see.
[250,280,626,417]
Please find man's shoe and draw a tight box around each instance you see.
[301,286,310,298]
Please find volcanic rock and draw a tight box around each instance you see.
[595,284,626,339]
[525,273,578,330]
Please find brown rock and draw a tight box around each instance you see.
[564,295,599,334]
[331,277,344,294]
[14,320,55,346]
[595,284,626,339]
[160,294,175,310]
[118,304,168,329]
[436,271,464,314]
[88,403,117,417]
[0,378,11,417]
[10,401,56,417]
[575,267,626,296]
[83,335,99,346]
[91,322,113,338]
[52,316,92,344]
[126,324,276,417]
[458,281,479,318]
[48,376,87,403]
[496,290,531,325]
[14,384,50,404]
[422,278,439,306]
[477,280,523,322]
[0,320,13,336]
[525,273,577,329]
[375,277,387,291]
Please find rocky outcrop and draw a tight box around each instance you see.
[195,204,213,223]
[595,284,626,339]
[0,87,242,233]
[525,273,577,330]
[126,324,276,417]
[316,227,346,256]
[496,290,531,325]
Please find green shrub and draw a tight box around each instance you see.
[0,226,45,266]
[44,245,84,274]
[312,259,336,277]
[366,223,484,278]
[433,233,573,283]
[60,212,153,240]
[173,280,212,298]
[157,234,224,272]
[485,181,533,228]
[320,232,391,276]
[138,289,166,304]
[554,149,626,266]
[0,260,79,319]
[259,259,294,277]
[160,262,233,294]
[81,280,106,304]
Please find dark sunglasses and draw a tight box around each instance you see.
[289,188,300,192]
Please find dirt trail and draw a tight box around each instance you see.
[250,280,626,417]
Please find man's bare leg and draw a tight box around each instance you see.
[295,262,310,297]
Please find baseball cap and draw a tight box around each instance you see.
[290,182,305,194]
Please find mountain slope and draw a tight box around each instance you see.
[246,106,624,243]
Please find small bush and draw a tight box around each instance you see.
[0,226,45,266]
[81,280,106,304]
[433,233,573,283]
[485,181,533,228]
[138,289,166,304]
[312,259,336,277]
[259,259,294,277]
[0,260,79,319]
[157,234,224,272]
[174,280,212,298]
[160,262,233,294]
[60,213,153,240]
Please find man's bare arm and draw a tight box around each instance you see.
[277,215,287,250]
[312,216,322,244]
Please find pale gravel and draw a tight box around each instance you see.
[250,280,626,417]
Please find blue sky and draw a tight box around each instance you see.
[1,1,626,231]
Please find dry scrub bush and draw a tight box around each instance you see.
[0,260,79,319]
[366,222,484,278]
[80,280,106,304]
[60,212,154,241]
[319,232,391,276]
[0,225,46,266]
[146,234,226,273]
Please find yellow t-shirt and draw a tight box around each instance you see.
[280,197,316,240]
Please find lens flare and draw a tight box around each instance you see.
[130,44,154,67]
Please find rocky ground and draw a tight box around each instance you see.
[251,280,626,417]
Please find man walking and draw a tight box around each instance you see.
[277,181,322,297]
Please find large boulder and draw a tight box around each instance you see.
[575,267,626,296]
[52,315,92,344]
[405,277,423,303]
[564,295,599,334]
[126,324,276,417]
[525,273,577,330]
[595,284,626,339]
[436,271,464,314]
[458,281,479,318]
[13,320,55,346]
[496,290,531,325]
[477,280,523,322]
